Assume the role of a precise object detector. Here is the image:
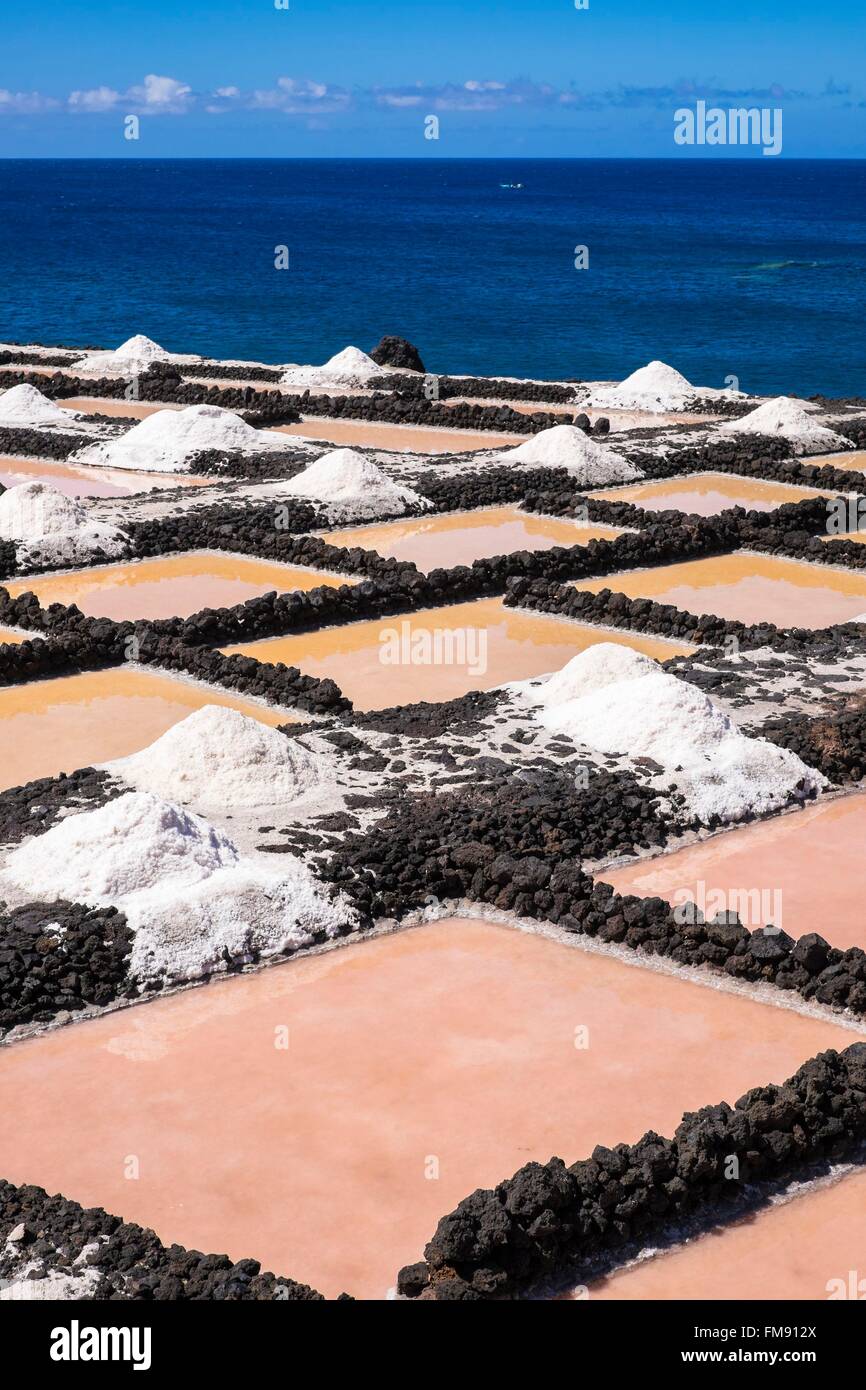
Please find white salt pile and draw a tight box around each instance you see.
[502,426,643,485]
[0,791,357,985]
[72,334,201,375]
[0,384,89,431]
[513,643,824,823]
[276,447,429,520]
[105,705,324,811]
[721,397,850,455]
[280,345,382,390]
[71,403,287,473]
[0,481,130,568]
[587,360,739,413]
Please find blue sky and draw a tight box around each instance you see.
[1,0,864,157]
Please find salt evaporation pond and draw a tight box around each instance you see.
[583,1166,866,1301]
[0,453,210,498]
[601,793,866,952]
[317,506,628,574]
[0,917,859,1300]
[575,551,866,628]
[5,552,355,622]
[273,418,522,454]
[589,472,831,517]
[222,598,696,709]
[0,626,27,645]
[0,667,300,792]
[60,398,180,422]
[802,450,866,473]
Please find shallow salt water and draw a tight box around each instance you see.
[0,666,299,792]
[583,1165,866,1301]
[0,916,858,1300]
[0,453,209,498]
[574,551,866,628]
[222,597,696,709]
[601,793,866,951]
[0,626,27,645]
[5,551,355,622]
[272,418,522,454]
[316,506,627,573]
[589,471,831,517]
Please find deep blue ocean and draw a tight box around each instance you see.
[0,159,863,396]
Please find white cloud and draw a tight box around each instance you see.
[68,86,121,113]
[0,89,59,114]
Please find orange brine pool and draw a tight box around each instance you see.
[316,506,627,574]
[5,552,355,622]
[589,472,832,517]
[221,597,696,710]
[0,916,858,1300]
[0,453,209,498]
[574,551,866,629]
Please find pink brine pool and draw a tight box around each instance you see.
[0,916,859,1300]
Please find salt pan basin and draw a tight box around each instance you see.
[601,793,866,952]
[584,1166,866,1301]
[222,597,695,710]
[317,506,627,574]
[274,419,522,454]
[0,454,210,498]
[575,551,866,629]
[0,626,27,645]
[589,472,830,517]
[0,917,858,1300]
[5,552,354,622]
[0,667,298,792]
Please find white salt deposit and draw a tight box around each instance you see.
[0,481,130,567]
[105,705,324,810]
[0,790,357,985]
[502,426,643,485]
[514,644,825,823]
[587,360,740,413]
[280,345,382,390]
[277,447,429,519]
[721,397,850,455]
[0,384,81,430]
[71,403,287,473]
[72,334,201,375]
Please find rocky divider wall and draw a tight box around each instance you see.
[399,1043,866,1299]
[195,451,313,480]
[180,362,283,383]
[0,426,86,461]
[291,388,571,435]
[0,366,303,423]
[369,373,578,405]
[0,1182,339,1300]
[761,696,866,783]
[0,899,133,1034]
[0,350,78,368]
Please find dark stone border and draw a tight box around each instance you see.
[0,1181,340,1300]
[400,1042,866,1299]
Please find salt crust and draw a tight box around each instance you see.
[274,447,429,519]
[104,705,324,810]
[721,397,851,454]
[71,403,288,473]
[512,643,825,823]
[587,360,741,413]
[0,791,356,985]
[0,481,130,567]
[72,334,202,375]
[0,383,87,430]
[502,426,643,484]
[280,345,382,389]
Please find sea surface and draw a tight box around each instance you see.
[0,158,864,396]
